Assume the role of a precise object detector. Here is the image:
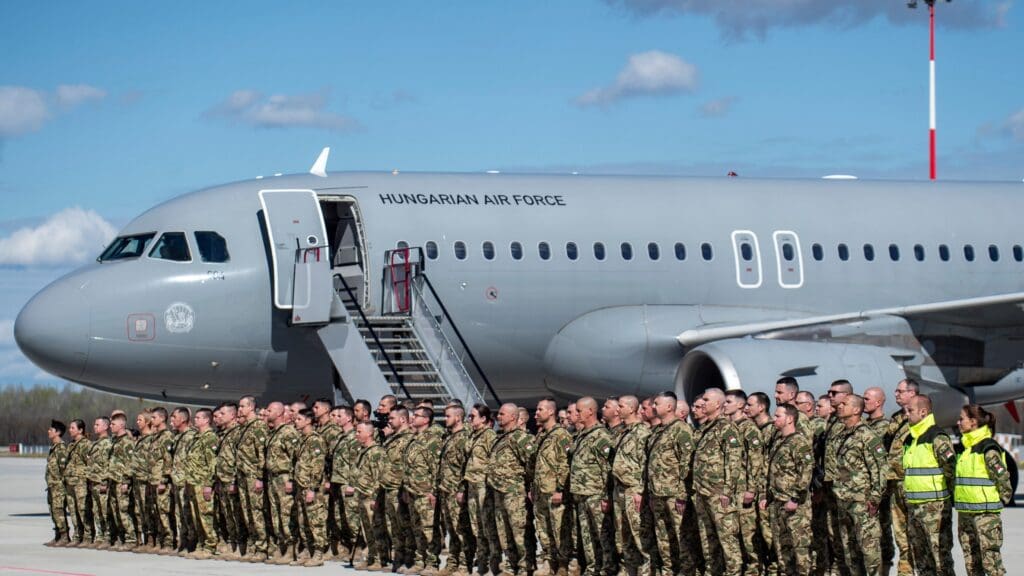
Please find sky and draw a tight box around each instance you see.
[0,0,1021,386]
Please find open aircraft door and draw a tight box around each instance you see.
[259,189,333,325]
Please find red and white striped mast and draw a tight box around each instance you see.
[910,0,949,180]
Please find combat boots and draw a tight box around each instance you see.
[273,544,295,565]
[303,550,325,567]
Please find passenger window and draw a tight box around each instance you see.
[701,242,713,261]
[648,242,660,261]
[538,242,551,261]
[593,242,606,261]
[812,243,823,261]
[838,244,849,261]
[149,232,191,262]
[99,233,156,261]
[482,241,495,261]
[964,245,975,262]
[396,241,409,250]
[989,245,999,262]
[914,244,925,262]
[621,242,633,261]
[939,244,950,261]
[454,241,467,260]
[674,243,686,261]
[425,241,438,260]
[782,243,795,262]
[194,231,230,263]
[889,244,900,261]
[566,242,579,261]
[740,243,753,262]
[863,244,875,261]
[510,242,523,261]
[1014,245,1023,262]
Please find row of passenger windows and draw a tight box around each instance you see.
[99,231,230,263]
[417,240,1024,264]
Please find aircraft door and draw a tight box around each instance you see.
[259,189,333,324]
[773,231,804,288]
[730,230,762,289]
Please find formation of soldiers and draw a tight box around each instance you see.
[40,378,1011,575]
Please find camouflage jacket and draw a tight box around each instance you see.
[487,428,534,494]
[381,428,415,490]
[87,436,113,483]
[352,442,386,497]
[318,421,342,475]
[645,418,694,498]
[464,427,497,486]
[403,425,443,496]
[151,429,175,483]
[765,430,814,504]
[436,427,471,494]
[129,434,152,480]
[692,417,746,498]
[330,428,359,485]
[46,441,68,487]
[184,428,218,487]
[265,423,301,476]
[170,428,197,486]
[867,416,890,447]
[736,418,765,496]
[887,410,910,479]
[107,434,134,484]
[608,423,626,440]
[834,422,887,503]
[569,423,613,497]
[235,417,268,479]
[215,424,243,484]
[65,437,93,485]
[611,421,651,490]
[822,417,846,483]
[533,424,572,495]
[293,431,326,490]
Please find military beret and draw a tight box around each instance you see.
[51,420,66,436]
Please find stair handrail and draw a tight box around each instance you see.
[333,272,412,401]
[408,283,481,407]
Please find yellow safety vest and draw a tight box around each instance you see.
[954,427,1005,514]
[902,414,949,504]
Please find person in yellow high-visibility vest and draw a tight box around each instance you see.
[955,405,1012,576]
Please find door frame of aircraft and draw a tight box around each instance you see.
[730,230,763,289]
[772,230,805,289]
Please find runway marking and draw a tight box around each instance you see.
[1,568,96,576]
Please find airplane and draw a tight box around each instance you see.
[14,149,1024,438]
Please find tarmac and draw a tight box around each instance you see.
[1,456,1022,576]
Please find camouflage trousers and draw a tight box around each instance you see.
[214,482,244,550]
[738,499,764,576]
[756,496,775,573]
[467,484,499,573]
[695,494,742,576]
[678,497,704,576]
[66,481,92,542]
[132,480,149,542]
[186,484,218,552]
[885,481,913,575]
[825,489,848,575]
[494,487,529,574]
[768,500,811,576]
[238,476,268,553]
[356,493,384,564]
[46,482,68,536]
[342,492,362,552]
[267,474,294,550]
[407,493,438,567]
[383,488,415,566]
[151,484,173,547]
[837,499,882,576]
[174,486,194,550]
[439,490,472,570]
[575,494,611,576]
[810,491,829,575]
[613,487,648,572]
[534,491,569,571]
[111,482,136,545]
[907,500,955,576]
[647,495,684,576]
[297,488,327,553]
[90,481,110,543]
[958,512,1005,576]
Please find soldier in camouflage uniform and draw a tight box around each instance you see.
[609,396,651,576]
[437,404,472,576]
[314,398,344,556]
[65,419,93,546]
[108,414,137,550]
[462,404,499,575]
[488,403,536,576]
[213,403,245,559]
[692,388,746,576]
[532,398,573,576]
[350,420,388,570]
[293,408,328,567]
[382,407,417,570]
[185,408,220,559]
[744,392,776,569]
[820,380,853,574]
[862,387,894,571]
[810,393,833,574]
[130,412,156,549]
[402,406,444,574]
[725,390,766,576]
[45,420,70,547]
[568,397,613,576]
[645,391,696,576]
[887,379,917,576]
[834,394,888,576]
[87,417,113,548]
[169,408,196,553]
[146,408,175,553]
[264,401,301,563]
[330,406,361,558]
[760,404,814,576]
[236,395,270,561]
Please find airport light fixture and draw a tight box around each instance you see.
[907,0,952,180]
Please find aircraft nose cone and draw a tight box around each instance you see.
[14,278,90,381]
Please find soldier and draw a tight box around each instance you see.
[558,409,572,431]
[147,407,175,554]
[354,399,374,426]
[185,408,219,559]
[887,379,917,576]
[314,398,344,555]
[955,404,1011,576]
[265,401,301,564]
[566,402,580,436]
[350,420,388,570]
[293,408,328,567]
[774,378,799,414]
[744,392,775,570]
[129,411,155,550]
[437,404,472,576]
[532,398,573,576]
[461,404,499,575]
[725,389,765,576]
[108,413,137,550]
[236,395,270,561]
[489,403,536,576]
[382,407,416,571]
[692,389,745,576]
[794,391,816,420]
[402,406,443,574]
[759,404,813,576]
[331,405,361,560]
[641,397,659,427]
[609,396,651,576]
[833,394,887,576]
[861,387,894,571]
[602,397,623,438]
[691,397,707,429]
[820,380,853,574]
[645,392,696,576]
[569,397,613,576]
[169,407,196,554]
[45,420,70,547]
[815,395,834,420]
[88,416,113,548]
[902,395,956,576]
[65,419,93,546]
[213,403,245,559]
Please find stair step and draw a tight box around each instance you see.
[383,370,440,377]
[377,359,433,366]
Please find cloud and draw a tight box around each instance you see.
[1002,109,1024,141]
[55,84,107,109]
[0,207,116,267]
[0,319,12,346]
[699,96,737,118]
[370,89,418,111]
[604,0,1011,39]
[205,89,363,132]
[574,51,698,108]
[0,84,108,138]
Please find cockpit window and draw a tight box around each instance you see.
[98,233,156,261]
[148,232,191,262]
[194,231,230,263]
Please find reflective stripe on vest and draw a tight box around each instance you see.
[954,447,1003,514]
[903,436,948,504]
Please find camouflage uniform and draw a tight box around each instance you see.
[437,426,473,572]
[170,427,197,550]
[319,421,344,551]
[331,428,361,551]
[756,420,776,569]
[352,440,387,566]
[185,427,219,553]
[764,430,814,576]
[265,421,301,554]
[465,426,499,573]
[646,418,697,576]
[532,424,573,574]
[46,440,69,540]
[735,418,766,576]
[692,416,746,576]
[956,435,1012,576]
[903,417,956,576]
[294,430,328,559]
[820,417,848,574]
[488,427,536,575]
[149,428,175,548]
[130,433,154,544]
[569,423,613,576]
[834,422,887,576]
[107,434,136,546]
[885,410,913,575]
[404,425,443,568]
[864,415,892,568]
[87,434,113,545]
[214,423,244,553]
[235,416,269,555]
[65,435,93,543]
[610,421,651,574]
[382,428,416,567]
